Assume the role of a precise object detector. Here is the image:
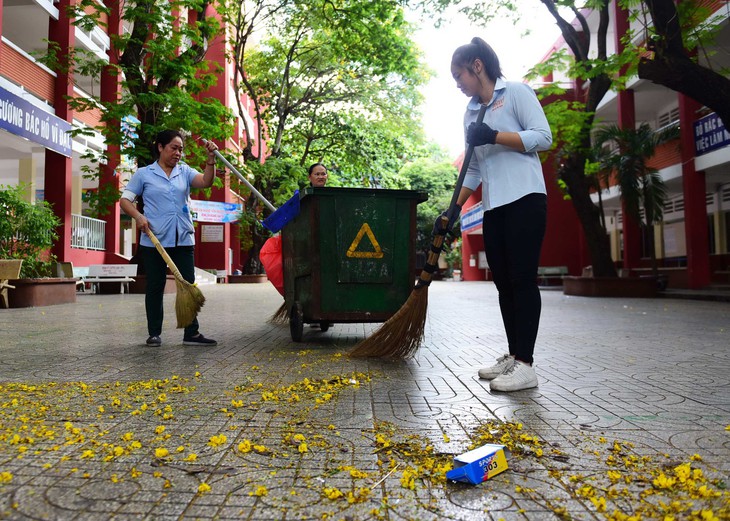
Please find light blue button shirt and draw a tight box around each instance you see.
[462,78,553,210]
[122,161,199,248]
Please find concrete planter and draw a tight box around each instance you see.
[128,275,176,294]
[228,274,268,284]
[563,276,658,298]
[7,278,78,308]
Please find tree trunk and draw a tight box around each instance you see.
[639,0,730,128]
[559,154,618,278]
[638,55,730,127]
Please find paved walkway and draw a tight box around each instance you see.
[0,281,728,520]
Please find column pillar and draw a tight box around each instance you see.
[19,158,37,203]
[101,0,122,254]
[71,175,82,215]
[678,94,711,288]
[612,2,641,272]
[45,0,75,261]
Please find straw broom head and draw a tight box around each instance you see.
[146,229,206,329]
[348,285,428,359]
[348,211,453,359]
[268,301,289,324]
[175,278,206,328]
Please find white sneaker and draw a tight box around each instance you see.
[489,361,538,392]
[478,354,515,380]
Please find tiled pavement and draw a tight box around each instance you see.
[0,281,728,520]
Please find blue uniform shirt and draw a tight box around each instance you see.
[122,161,199,248]
[462,78,553,210]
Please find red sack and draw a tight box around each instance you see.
[260,236,284,296]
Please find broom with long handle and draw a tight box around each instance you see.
[203,140,296,322]
[146,229,206,328]
[349,104,488,359]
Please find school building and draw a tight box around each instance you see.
[0,0,254,277]
[458,1,730,289]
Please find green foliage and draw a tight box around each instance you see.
[399,158,459,253]
[230,0,429,184]
[444,238,461,274]
[35,0,234,215]
[242,157,307,208]
[0,186,60,278]
[592,122,679,226]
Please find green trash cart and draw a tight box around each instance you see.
[281,186,428,341]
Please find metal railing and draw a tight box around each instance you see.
[71,214,105,251]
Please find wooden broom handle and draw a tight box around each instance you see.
[145,229,186,282]
[416,104,488,288]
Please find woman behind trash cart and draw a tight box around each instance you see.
[308,163,328,188]
[120,129,220,348]
[261,163,328,305]
[449,37,552,391]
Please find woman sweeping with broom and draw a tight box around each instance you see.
[120,130,219,347]
[451,37,552,392]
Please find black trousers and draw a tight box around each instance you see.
[482,193,547,365]
[140,245,198,338]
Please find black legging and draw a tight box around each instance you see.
[141,245,198,338]
[482,193,547,365]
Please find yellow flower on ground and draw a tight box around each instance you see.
[208,434,228,447]
[298,443,308,453]
[400,467,417,490]
[589,496,607,512]
[154,426,165,435]
[323,487,344,500]
[252,485,268,496]
[652,472,676,489]
[0,472,12,483]
[198,482,211,494]
[155,447,170,458]
[238,440,252,453]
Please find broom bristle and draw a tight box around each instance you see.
[175,279,206,328]
[268,301,289,324]
[348,286,428,359]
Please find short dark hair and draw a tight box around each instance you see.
[451,37,503,82]
[153,130,184,159]
[308,162,327,175]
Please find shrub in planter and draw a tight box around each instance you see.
[0,185,61,278]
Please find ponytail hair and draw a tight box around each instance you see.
[452,37,503,82]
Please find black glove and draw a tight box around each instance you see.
[432,205,461,237]
[467,122,498,146]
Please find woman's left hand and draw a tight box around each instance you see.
[467,122,498,146]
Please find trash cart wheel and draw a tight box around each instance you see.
[319,321,330,332]
[290,301,304,342]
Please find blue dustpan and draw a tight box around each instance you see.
[262,191,300,233]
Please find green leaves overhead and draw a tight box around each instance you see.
[231,0,429,177]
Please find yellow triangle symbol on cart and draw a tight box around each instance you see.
[346,223,384,259]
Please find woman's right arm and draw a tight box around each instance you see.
[120,198,150,233]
